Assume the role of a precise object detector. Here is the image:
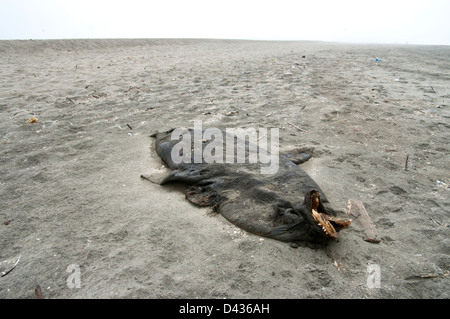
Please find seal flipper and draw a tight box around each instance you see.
[282,148,314,164]
[141,168,206,185]
[140,172,170,185]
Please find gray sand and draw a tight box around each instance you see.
[0,39,448,298]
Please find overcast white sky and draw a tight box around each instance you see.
[1,0,449,45]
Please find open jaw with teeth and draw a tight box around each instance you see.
[310,190,351,239]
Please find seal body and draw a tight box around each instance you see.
[142,128,350,245]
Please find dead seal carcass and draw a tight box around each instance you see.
[141,128,350,245]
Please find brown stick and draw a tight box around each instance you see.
[35,285,44,299]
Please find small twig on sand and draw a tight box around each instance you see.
[1,254,21,277]
[124,86,139,93]
[288,122,306,132]
[430,86,436,93]
[430,217,448,227]
[406,273,441,280]
[405,154,409,171]
[350,284,363,288]
[430,217,441,226]
[420,273,440,278]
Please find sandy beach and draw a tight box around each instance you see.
[0,39,448,299]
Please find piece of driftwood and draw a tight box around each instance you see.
[347,199,380,243]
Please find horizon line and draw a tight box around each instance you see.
[1,37,449,47]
